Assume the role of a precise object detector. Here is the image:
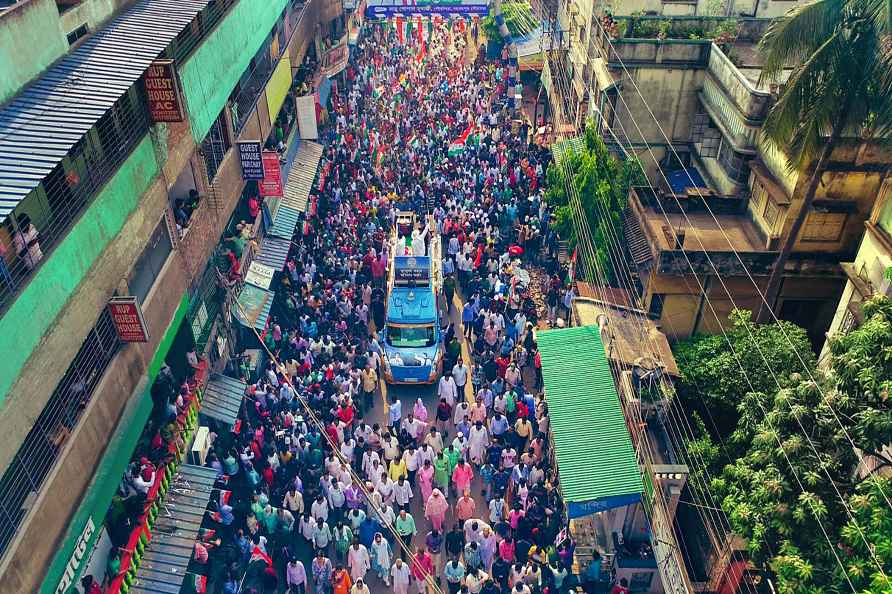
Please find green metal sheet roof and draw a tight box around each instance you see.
[537,325,643,507]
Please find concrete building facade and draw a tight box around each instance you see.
[0,0,339,591]
[543,1,892,347]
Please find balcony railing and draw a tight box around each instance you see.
[0,88,151,316]
[657,249,778,276]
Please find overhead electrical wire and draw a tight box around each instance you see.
[595,27,892,516]
[589,26,886,585]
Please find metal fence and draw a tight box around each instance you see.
[0,307,120,558]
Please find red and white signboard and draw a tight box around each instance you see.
[108,296,150,343]
[259,151,284,197]
[144,60,184,123]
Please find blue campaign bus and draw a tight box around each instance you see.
[381,213,444,383]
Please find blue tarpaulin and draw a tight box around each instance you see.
[319,77,333,106]
[666,168,708,195]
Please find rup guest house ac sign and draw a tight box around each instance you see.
[144,60,184,123]
[108,297,150,343]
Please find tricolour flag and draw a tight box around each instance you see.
[250,546,272,566]
[447,124,475,156]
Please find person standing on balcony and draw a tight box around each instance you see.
[13,213,42,270]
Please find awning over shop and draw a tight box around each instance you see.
[201,374,247,427]
[268,204,301,239]
[0,0,211,220]
[255,236,292,270]
[281,140,323,213]
[129,464,218,594]
[537,325,643,518]
[233,283,274,331]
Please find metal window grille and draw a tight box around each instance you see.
[690,111,709,143]
[0,86,150,316]
[166,0,238,63]
[287,0,307,34]
[201,109,232,183]
[230,30,276,134]
[0,308,120,558]
[188,264,224,352]
[699,124,722,159]
[717,141,750,183]
[129,216,175,304]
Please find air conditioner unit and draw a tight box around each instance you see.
[189,426,212,466]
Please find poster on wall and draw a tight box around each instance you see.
[321,35,349,77]
[259,151,284,197]
[237,141,264,180]
[296,95,318,139]
[108,296,149,343]
[144,60,184,123]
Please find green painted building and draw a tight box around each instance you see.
[0,0,335,590]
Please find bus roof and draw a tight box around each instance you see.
[386,287,437,323]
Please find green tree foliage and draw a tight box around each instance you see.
[703,296,892,593]
[544,121,643,284]
[481,1,535,43]
[674,309,815,446]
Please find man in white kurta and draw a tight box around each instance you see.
[467,422,490,465]
[391,558,411,594]
[348,541,371,582]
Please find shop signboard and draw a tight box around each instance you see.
[237,141,264,180]
[366,0,488,17]
[54,518,96,594]
[265,57,293,124]
[321,35,349,77]
[144,60,184,123]
[108,296,149,343]
[296,95,318,139]
[259,151,284,197]
[245,261,275,290]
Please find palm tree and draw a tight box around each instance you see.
[756,0,892,323]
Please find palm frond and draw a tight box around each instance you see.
[856,0,892,36]
[759,0,848,84]
[762,29,847,169]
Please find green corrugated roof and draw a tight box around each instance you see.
[537,325,643,504]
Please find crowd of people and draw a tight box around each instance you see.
[198,16,586,594]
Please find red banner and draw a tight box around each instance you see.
[144,60,184,123]
[259,151,283,197]
[108,296,149,343]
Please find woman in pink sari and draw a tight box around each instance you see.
[417,459,435,502]
[413,398,429,423]
[424,488,449,531]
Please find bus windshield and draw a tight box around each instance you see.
[386,324,436,348]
